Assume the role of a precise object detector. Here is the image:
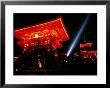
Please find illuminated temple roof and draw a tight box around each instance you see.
[14,17,69,51]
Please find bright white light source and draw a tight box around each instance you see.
[35,34,39,38]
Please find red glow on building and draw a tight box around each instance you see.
[80,50,97,59]
[80,43,93,49]
[14,17,69,51]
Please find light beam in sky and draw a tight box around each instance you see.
[67,15,91,57]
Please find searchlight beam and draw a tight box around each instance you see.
[67,15,91,57]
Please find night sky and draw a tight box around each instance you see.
[14,13,97,55]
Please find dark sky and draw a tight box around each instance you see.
[14,13,97,55]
